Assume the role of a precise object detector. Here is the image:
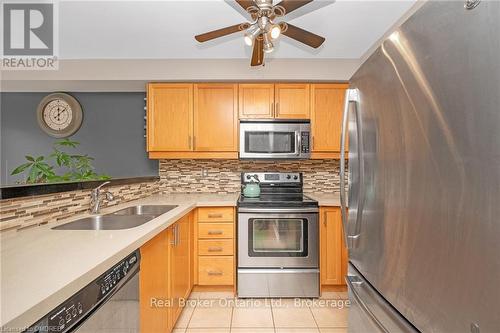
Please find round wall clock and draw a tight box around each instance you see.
[37,93,83,138]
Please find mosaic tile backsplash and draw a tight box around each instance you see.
[0,181,160,232]
[159,159,342,194]
[1,159,343,231]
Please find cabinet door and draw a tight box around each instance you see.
[193,84,238,151]
[275,83,310,119]
[320,207,347,285]
[170,215,192,324]
[147,83,193,151]
[140,229,171,333]
[311,84,348,155]
[239,83,275,119]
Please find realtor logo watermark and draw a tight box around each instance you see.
[2,2,59,70]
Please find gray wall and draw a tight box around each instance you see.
[0,92,158,185]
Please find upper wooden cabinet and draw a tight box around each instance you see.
[239,83,310,120]
[194,84,238,152]
[239,84,275,119]
[147,83,238,159]
[147,83,193,152]
[275,83,311,119]
[310,84,349,159]
[320,207,348,286]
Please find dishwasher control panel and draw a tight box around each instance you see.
[24,250,140,333]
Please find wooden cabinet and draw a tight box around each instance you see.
[139,228,172,333]
[140,213,193,333]
[275,83,311,119]
[320,207,348,286]
[193,84,238,152]
[238,83,275,119]
[238,83,311,120]
[147,83,193,152]
[147,83,238,159]
[310,84,349,159]
[169,213,192,325]
[195,207,235,287]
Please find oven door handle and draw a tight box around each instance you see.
[238,207,319,214]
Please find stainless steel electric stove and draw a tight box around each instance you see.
[237,172,319,298]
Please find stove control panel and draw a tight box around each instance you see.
[242,172,302,184]
[23,250,140,333]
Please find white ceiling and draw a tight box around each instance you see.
[59,0,417,60]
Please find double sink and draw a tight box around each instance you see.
[52,205,178,230]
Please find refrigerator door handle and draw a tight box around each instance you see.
[340,88,365,248]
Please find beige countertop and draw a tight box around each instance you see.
[0,193,238,331]
[305,192,342,207]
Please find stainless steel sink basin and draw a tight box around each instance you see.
[52,215,154,230]
[111,205,178,216]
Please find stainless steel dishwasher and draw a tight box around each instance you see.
[25,250,140,333]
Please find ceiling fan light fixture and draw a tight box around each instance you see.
[263,33,274,53]
[244,24,261,46]
[270,24,281,39]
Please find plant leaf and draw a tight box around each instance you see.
[25,155,35,162]
[11,162,32,175]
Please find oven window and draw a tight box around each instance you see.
[245,131,296,154]
[248,218,308,257]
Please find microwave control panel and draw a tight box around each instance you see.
[301,132,310,153]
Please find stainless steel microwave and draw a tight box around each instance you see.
[239,121,311,159]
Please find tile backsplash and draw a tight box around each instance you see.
[159,159,342,194]
[1,159,343,232]
[0,181,160,232]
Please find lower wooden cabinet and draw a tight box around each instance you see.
[139,228,172,332]
[139,212,193,333]
[195,207,235,287]
[320,207,348,286]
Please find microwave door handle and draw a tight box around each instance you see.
[295,131,301,156]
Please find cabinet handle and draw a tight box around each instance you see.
[170,225,178,246]
[208,247,223,252]
[208,230,223,235]
[208,213,223,218]
[312,136,315,150]
[207,271,223,276]
[193,136,196,149]
[276,102,280,117]
[188,136,192,150]
[323,211,327,227]
[271,102,275,118]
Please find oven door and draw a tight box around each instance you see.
[238,209,318,268]
[239,122,307,159]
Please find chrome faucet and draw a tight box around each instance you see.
[90,181,114,214]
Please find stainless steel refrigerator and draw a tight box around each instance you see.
[339,1,500,332]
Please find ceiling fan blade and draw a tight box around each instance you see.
[275,0,313,15]
[282,23,325,48]
[235,0,256,11]
[251,36,264,67]
[195,23,249,42]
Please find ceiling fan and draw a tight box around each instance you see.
[194,0,326,66]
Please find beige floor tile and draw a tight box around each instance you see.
[172,329,186,333]
[199,291,235,299]
[310,307,348,328]
[185,329,230,333]
[175,303,196,328]
[231,329,275,333]
[276,329,320,333]
[189,304,233,328]
[231,304,274,328]
[271,298,310,308]
[272,306,317,328]
[319,328,348,333]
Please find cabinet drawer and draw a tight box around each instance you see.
[198,239,234,256]
[198,207,234,222]
[198,256,234,285]
[198,223,234,239]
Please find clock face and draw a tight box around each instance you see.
[43,99,73,131]
[37,93,83,138]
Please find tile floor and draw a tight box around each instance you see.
[173,291,349,333]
